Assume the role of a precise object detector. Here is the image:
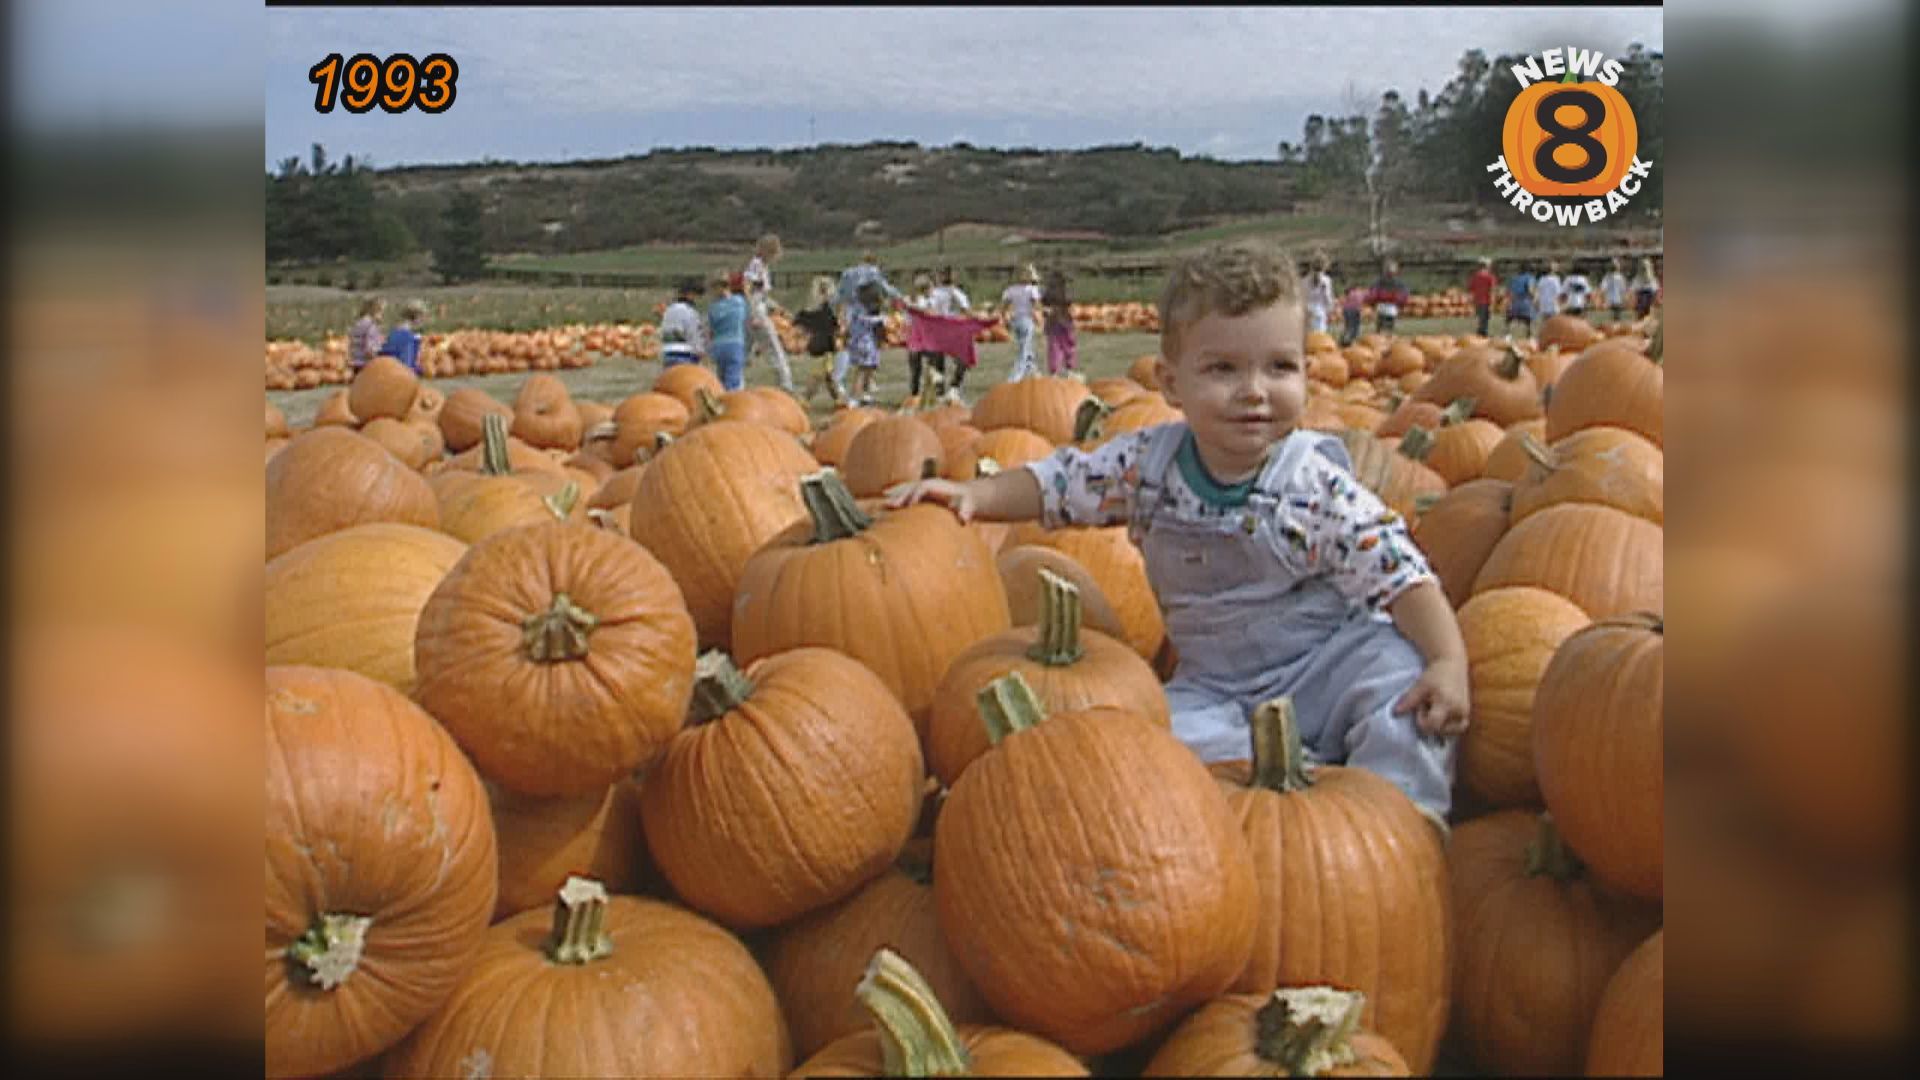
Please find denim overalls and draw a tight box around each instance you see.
[1126,426,1457,826]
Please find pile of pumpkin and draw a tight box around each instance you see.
[264,311,1662,1078]
[265,326,627,391]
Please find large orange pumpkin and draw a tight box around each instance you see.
[265,427,440,560]
[1583,930,1663,1076]
[1510,427,1663,526]
[971,376,1092,445]
[1456,587,1591,808]
[935,672,1258,1056]
[1481,419,1551,482]
[1338,428,1448,520]
[996,544,1129,643]
[510,373,584,450]
[380,878,792,1078]
[842,414,946,496]
[1547,343,1662,446]
[653,362,727,412]
[1410,479,1513,608]
[266,666,497,1079]
[487,778,650,922]
[358,416,443,472]
[412,518,697,797]
[438,388,514,452]
[812,407,886,468]
[347,356,420,423]
[607,391,691,465]
[640,648,925,929]
[432,414,589,542]
[1142,987,1411,1077]
[953,426,1056,479]
[1005,522,1165,663]
[1471,503,1662,620]
[1413,346,1542,427]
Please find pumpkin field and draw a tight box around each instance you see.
[265,303,1665,1078]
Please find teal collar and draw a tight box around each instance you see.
[1175,429,1269,508]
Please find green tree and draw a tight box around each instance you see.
[431,190,489,283]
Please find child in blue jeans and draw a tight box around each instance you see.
[887,241,1469,829]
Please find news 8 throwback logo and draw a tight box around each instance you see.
[1485,47,1651,227]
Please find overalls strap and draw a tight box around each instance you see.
[1124,422,1191,547]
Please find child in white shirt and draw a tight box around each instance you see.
[998,265,1043,382]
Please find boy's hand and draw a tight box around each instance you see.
[1396,656,1471,737]
[885,477,977,522]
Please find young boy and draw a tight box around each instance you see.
[793,275,844,406]
[659,279,706,369]
[887,241,1469,829]
[379,299,427,373]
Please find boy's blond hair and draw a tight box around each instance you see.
[1158,241,1303,360]
[399,299,427,322]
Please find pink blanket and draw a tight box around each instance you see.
[907,311,1000,369]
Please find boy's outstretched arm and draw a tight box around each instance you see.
[885,467,1043,525]
[1387,580,1472,737]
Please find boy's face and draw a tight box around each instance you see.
[1157,300,1307,476]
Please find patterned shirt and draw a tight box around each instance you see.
[348,316,384,369]
[1024,426,1435,614]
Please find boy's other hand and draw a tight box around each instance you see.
[885,477,976,522]
[1396,656,1471,737]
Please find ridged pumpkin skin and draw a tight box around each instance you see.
[935,686,1258,1057]
[347,356,420,423]
[381,893,792,1079]
[1212,702,1452,1074]
[1510,426,1664,526]
[1411,479,1513,608]
[1547,344,1663,447]
[1091,394,1184,448]
[431,464,588,543]
[441,431,568,476]
[438,388,514,452]
[1425,417,1504,487]
[1448,811,1662,1076]
[953,426,1056,479]
[732,477,1011,728]
[263,523,466,694]
[795,1027,1088,1078]
[265,666,498,1079]
[971,376,1091,445]
[1456,587,1592,808]
[996,545,1129,643]
[653,362,727,413]
[1007,522,1165,662]
[628,420,818,649]
[488,778,650,922]
[1414,346,1543,426]
[812,408,885,468]
[511,373,584,450]
[1142,990,1411,1077]
[640,648,926,930]
[1338,429,1448,520]
[586,463,646,510]
[608,392,691,465]
[1481,419,1550,482]
[412,519,697,797]
[1583,931,1663,1076]
[1533,615,1664,901]
[842,414,946,496]
[1471,503,1663,620]
[265,427,439,560]
[358,416,440,471]
[763,857,993,1060]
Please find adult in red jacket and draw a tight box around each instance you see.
[1468,258,1498,337]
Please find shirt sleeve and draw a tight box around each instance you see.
[1283,453,1436,613]
[1021,428,1156,530]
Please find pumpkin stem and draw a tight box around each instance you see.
[1649,319,1664,363]
[521,592,597,661]
[286,912,374,991]
[1025,567,1086,666]
[480,412,513,475]
[1249,697,1315,793]
[1560,70,1580,84]
[1524,812,1586,882]
[977,670,1046,746]
[1496,346,1526,380]
[1072,396,1112,444]
[858,948,974,1077]
[799,468,875,544]
[687,650,755,726]
[695,387,725,424]
[545,875,614,965]
[543,482,581,520]
[1517,431,1556,473]
[639,431,674,466]
[920,457,940,481]
[975,457,1002,477]
[1255,987,1368,1077]
[1412,492,1443,516]
[1441,396,1478,425]
[1398,425,1435,462]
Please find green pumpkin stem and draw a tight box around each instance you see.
[287,912,374,990]
[1441,396,1478,425]
[480,412,513,475]
[858,948,975,1077]
[1250,697,1315,793]
[688,650,755,726]
[545,876,614,965]
[1524,812,1585,882]
[1412,492,1444,516]
[1025,567,1086,666]
[1072,396,1112,444]
[1398,425,1436,462]
[978,670,1046,746]
[695,387,726,424]
[543,481,580,520]
[1255,987,1368,1077]
[522,592,597,662]
[800,468,874,544]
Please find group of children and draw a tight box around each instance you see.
[1297,254,1413,348]
[1492,256,1661,338]
[346,297,429,373]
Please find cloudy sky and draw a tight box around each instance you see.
[250,6,1668,170]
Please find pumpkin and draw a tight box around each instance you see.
[842,414,946,497]
[575,399,613,433]
[1502,78,1639,197]
[1448,811,1661,1076]
[1380,341,1424,377]
[971,376,1092,445]
[812,408,885,468]
[1342,344,1381,379]
[347,356,420,423]
[1456,587,1591,808]
[791,949,1088,1078]
[413,518,697,797]
[1005,522,1164,663]
[1532,614,1664,900]
[1424,413,1504,488]
[934,672,1258,1056]
[934,423,986,478]
[928,568,1169,787]
[264,523,467,694]
[441,429,571,476]
[1128,354,1160,389]
[432,415,589,542]
[732,469,1011,728]
[1583,931,1663,1077]
[1141,987,1411,1077]
[1480,419,1550,482]
[764,849,993,1061]
[607,392,691,465]
[692,386,809,437]
[627,419,818,649]
[510,372,584,450]
[1538,314,1603,353]
[266,427,439,560]
[954,426,1055,478]
[640,649,925,929]
[1414,346,1542,427]
[1086,393,1183,448]
[1410,479,1513,608]
[407,385,445,426]
[1526,345,1575,392]
[1307,350,1351,388]
[1337,428,1447,520]
[1088,375,1146,408]
[266,399,289,438]
[358,416,439,472]
[438,388,515,452]
[380,878,792,1078]
[1547,343,1662,446]
[1211,698,1452,1073]
[653,361,727,411]
[488,777,650,922]
[1472,503,1662,620]
[266,666,497,1079]
[996,544,1129,642]
[1510,427,1664,526]
[1373,397,1449,439]
[313,389,357,428]
[586,460,648,510]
